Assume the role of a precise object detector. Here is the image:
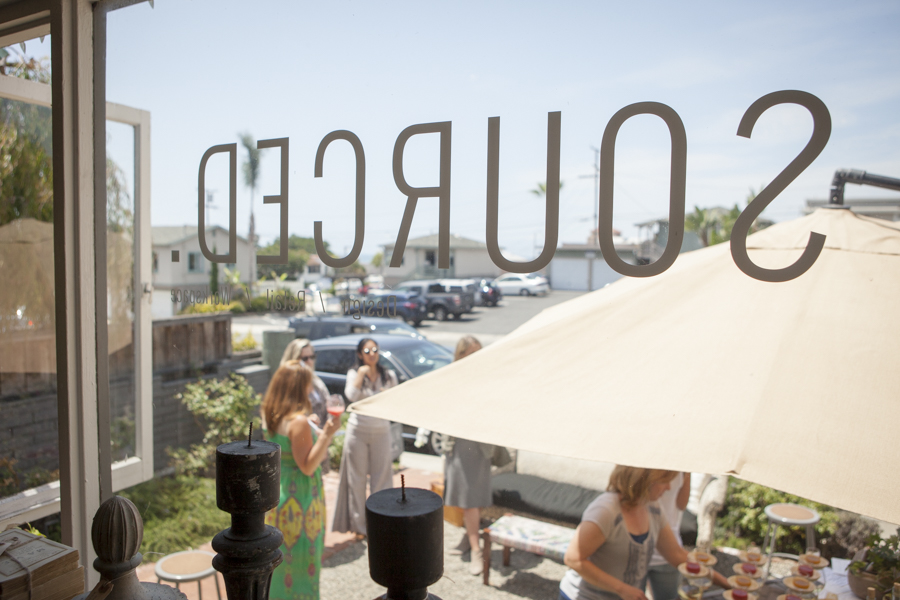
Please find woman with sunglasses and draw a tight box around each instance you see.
[280,338,329,428]
[262,360,341,600]
[332,337,398,536]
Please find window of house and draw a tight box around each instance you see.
[424,250,435,266]
[152,251,158,273]
[308,264,320,274]
[188,252,203,273]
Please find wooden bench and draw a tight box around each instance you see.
[481,514,575,585]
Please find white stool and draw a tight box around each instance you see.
[762,503,819,576]
[155,549,222,600]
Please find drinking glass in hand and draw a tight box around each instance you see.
[326,394,346,420]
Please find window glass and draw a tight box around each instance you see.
[187,252,203,273]
[0,41,58,508]
[106,120,138,463]
[321,322,352,338]
[313,348,356,375]
[388,343,453,378]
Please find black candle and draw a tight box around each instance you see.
[213,432,284,599]
[216,438,280,526]
[366,483,443,600]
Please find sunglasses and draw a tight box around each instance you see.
[300,354,316,362]
[362,347,379,355]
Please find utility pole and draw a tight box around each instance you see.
[578,146,600,245]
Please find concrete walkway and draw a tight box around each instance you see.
[137,453,568,599]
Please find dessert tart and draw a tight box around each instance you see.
[733,562,763,578]
[791,564,822,581]
[724,590,758,600]
[727,575,762,591]
[679,562,710,578]
[799,553,828,569]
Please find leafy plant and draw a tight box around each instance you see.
[328,412,351,471]
[850,529,900,594]
[248,295,270,312]
[120,476,230,555]
[232,331,257,352]
[168,374,261,477]
[715,478,840,556]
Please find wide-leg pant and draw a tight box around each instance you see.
[331,421,394,535]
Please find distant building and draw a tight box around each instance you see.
[805,197,900,221]
[634,218,705,264]
[151,226,256,318]
[381,234,506,285]
[303,253,334,287]
[548,229,641,292]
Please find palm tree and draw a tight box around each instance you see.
[686,206,715,247]
[239,133,260,291]
[530,180,564,198]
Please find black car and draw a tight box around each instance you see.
[476,278,502,307]
[363,290,428,326]
[287,315,422,341]
[311,333,454,454]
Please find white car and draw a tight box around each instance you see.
[493,273,550,296]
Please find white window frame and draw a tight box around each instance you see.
[0,76,154,527]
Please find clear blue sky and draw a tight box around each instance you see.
[92,1,900,260]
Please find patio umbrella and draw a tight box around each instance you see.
[352,208,900,524]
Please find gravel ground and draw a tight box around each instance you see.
[320,522,568,600]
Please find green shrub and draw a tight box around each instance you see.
[168,374,262,477]
[715,478,840,556]
[328,412,351,471]
[120,476,229,555]
[849,529,900,594]
[248,296,270,312]
[178,300,231,315]
[232,331,258,351]
[228,301,246,314]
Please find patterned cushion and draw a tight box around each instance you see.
[486,515,575,562]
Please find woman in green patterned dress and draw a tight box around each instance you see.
[263,360,341,600]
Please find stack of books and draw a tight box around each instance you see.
[0,529,83,600]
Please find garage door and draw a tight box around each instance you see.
[549,257,589,290]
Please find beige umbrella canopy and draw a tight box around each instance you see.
[353,208,900,524]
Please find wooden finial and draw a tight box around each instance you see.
[248,422,253,447]
[401,474,406,502]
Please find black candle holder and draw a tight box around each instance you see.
[366,479,444,600]
[212,438,283,600]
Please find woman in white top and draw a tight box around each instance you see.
[560,466,728,600]
[331,337,398,536]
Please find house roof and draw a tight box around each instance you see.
[152,225,248,247]
[383,233,488,250]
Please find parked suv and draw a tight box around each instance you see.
[365,289,427,326]
[393,280,465,321]
[437,279,477,313]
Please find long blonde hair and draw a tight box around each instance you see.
[607,465,677,509]
[262,360,312,432]
[454,335,482,361]
[281,338,313,366]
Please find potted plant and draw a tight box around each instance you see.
[848,529,900,600]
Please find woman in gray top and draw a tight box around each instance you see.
[560,466,729,600]
[442,336,493,576]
